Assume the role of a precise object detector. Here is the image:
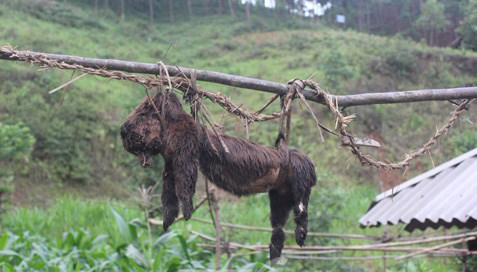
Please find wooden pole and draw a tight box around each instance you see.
[211,191,221,271]
[396,237,476,260]
[191,230,472,254]
[1,48,477,108]
[187,217,379,240]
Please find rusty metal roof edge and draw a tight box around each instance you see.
[375,148,477,202]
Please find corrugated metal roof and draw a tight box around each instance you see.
[360,148,477,232]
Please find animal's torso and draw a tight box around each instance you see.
[155,98,292,196]
[198,133,288,196]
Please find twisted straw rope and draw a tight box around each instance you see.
[301,80,474,170]
[0,46,279,124]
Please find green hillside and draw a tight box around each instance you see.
[0,1,476,271]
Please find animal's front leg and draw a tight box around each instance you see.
[161,160,179,232]
[268,189,293,263]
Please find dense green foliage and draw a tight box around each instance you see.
[0,123,35,218]
[415,0,449,45]
[456,0,477,50]
[1,199,272,271]
[0,0,476,270]
[31,0,477,50]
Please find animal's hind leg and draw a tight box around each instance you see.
[268,189,293,262]
[291,184,311,247]
[287,150,316,247]
[290,170,313,247]
[161,160,180,232]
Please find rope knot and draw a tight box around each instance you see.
[286,78,305,98]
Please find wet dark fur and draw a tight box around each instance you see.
[120,92,316,261]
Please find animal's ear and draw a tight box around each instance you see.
[120,123,127,139]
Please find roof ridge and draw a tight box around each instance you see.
[375,148,477,202]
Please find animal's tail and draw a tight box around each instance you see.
[274,91,293,177]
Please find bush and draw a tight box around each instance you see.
[457,0,477,51]
[0,200,271,271]
[370,41,418,81]
[8,0,105,29]
[451,130,477,154]
[0,122,35,161]
[0,122,35,219]
[321,50,353,89]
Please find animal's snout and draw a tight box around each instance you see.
[138,153,152,168]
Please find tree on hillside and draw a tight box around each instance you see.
[457,0,477,51]
[415,0,449,45]
[168,0,174,23]
[187,0,193,20]
[245,0,252,22]
[0,123,35,220]
[104,0,109,11]
[228,0,236,18]
[148,0,154,23]
[218,0,223,15]
[120,0,125,21]
[208,0,214,15]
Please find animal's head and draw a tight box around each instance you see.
[120,92,165,167]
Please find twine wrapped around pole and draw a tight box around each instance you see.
[294,79,475,170]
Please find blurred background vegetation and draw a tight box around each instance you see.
[0,0,476,270]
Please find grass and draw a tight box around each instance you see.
[1,191,464,271]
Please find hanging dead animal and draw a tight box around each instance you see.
[120,91,316,261]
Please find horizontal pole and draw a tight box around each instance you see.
[1,49,477,107]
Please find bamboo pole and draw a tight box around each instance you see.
[191,230,470,254]
[1,47,477,108]
[188,217,379,240]
[148,196,208,225]
[396,237,476,260]
[208,188,222,271]
[177,217,477,245]
[196,241,469,255]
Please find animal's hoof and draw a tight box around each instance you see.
[162,210,178,232]
[162,217,174,232]
[183,212,192,221]
[269,244,281,262]
[181,203,193,220]
[295,226,307,247]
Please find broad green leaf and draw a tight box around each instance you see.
[129,218,147,229]
[221,257,235,272]
[176,235,191,262]
[110,207,132,244]
[152,248,165,271]
[128,224,138,243]
[125,244,148,268]
[190,260,205,269]
[0,233,8,250]
[153,231,177,249]
[166,257,181,272]
[92,234,108,247]
[0,249,20,257]
[0,263,15,272]
[64,232,75,249]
